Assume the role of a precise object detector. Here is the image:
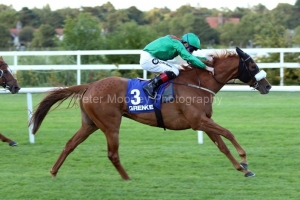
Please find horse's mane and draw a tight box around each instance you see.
[210,49,237,60]
[180,49,238,70]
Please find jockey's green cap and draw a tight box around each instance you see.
[181,33,201,50]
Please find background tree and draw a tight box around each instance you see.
[0,1,299,85]
[168,13,195,36]
[96,2,116,20]
[18,26,35,46]
[254,18,286,48]
[253,14,299,85]
[271,3,298,29]
[163,13,219,47]
[143,8,168,24]
[217,22,239,47]
[60,12,102,51]
[31,24,57,48]
[233,13,265,47]
[104,21,156,55]
[103,9,131,32]
[56,7,80,20]
[0,24,12,49]
[19,7,41,28]
[126,6,145,25]
[103,21,157,78]
[60,12,104,84]
[191,16,220,46]
[0,5,18,29]
[291,26,300,47]
[251,4,269,14]
[34,5,65,28]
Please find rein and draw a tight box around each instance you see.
[170,58,249,96]
[170,68,216,96]
[171,81,216,96]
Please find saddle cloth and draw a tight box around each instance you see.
[126,78,174,114]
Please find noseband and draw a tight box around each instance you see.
[0,70,9,88]
[0,65,16,89]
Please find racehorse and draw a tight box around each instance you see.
[0,56,20,146]
[29,47,271,180]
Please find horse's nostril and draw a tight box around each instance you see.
[266,85,272,90]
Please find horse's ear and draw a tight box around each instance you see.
[236,47,245,58]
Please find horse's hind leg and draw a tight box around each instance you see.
[50,124,98,177]
[91,118,130,180]
[88,107,130,180]
[0,133,17,146]
[0,133,10,142]
[104,128,130,180]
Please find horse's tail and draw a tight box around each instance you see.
[29,84,89,134]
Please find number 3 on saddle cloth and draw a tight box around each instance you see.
[126,78,174,130]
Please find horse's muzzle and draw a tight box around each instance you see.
[257,78,272,94]
[10,86,20,94]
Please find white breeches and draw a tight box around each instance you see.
[139,51,180,76]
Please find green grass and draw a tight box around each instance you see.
[1,91,300,200]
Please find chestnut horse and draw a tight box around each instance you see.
[29,47,271,180]
[0,56,20,146]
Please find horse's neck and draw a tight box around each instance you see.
[177,63,238,94]
[177,68,224,94]
[175,53,240,94]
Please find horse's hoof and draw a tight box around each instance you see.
[245,171,255,177]
[240,163,248,170]
[9,141,18,147]
[50,169,57,178]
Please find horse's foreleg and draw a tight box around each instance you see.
[199,117,255,177]
[50,125,97,177]
[205,132,253,176]
[0,133,11,142]
[0,133,17,146]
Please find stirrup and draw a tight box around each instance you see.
[147,92,157,99]
[143,87,157,99]
[143,82,157,99]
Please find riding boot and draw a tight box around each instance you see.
[143,71,177,99]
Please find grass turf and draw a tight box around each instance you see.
[0,91,299,200]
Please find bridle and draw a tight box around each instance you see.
[0,62,17,90]
[211,47,266,90]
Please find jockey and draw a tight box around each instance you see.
[140,33,214,99]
